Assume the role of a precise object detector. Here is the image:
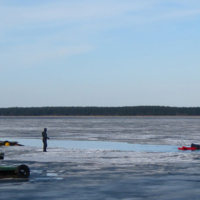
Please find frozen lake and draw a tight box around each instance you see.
[0,116,200,199]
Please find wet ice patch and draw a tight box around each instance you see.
[0,138,179,152]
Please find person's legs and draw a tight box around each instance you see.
[43,141,47,152]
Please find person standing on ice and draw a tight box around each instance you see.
[42,128,50,152]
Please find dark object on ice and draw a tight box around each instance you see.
[0,153,4,160]
[42,128,50,152]
[178,143,200,151]
[0,164,30,179]
[0,141,24,146]
[191,143,200,149]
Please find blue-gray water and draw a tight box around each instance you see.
[0,116,200,200]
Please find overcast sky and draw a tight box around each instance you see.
[1,0,200,107]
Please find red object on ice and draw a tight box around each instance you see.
[178,146,197,151]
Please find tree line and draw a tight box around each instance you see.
[0,106,200,116]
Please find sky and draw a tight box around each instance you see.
[1,0,200,108]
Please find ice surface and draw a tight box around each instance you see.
[1,143,199,165]
[0,117,200,199]
[1,116,199,146]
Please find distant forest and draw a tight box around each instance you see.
[0,106,200,116]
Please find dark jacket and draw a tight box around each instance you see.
[42,131,49,142]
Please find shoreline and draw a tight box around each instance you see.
[0,115,200,118]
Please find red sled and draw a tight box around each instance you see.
[178,146,197,151]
